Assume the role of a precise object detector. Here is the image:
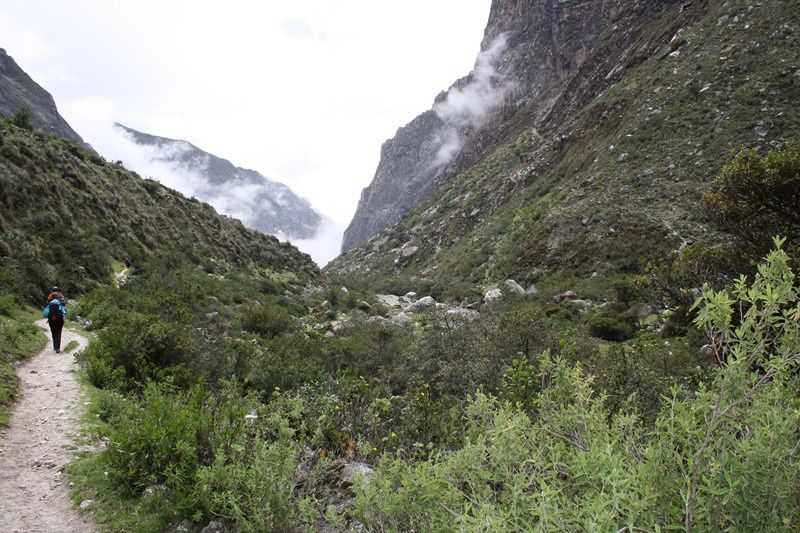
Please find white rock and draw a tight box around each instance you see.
[79,499,95,510]
[483,288,503,306]
[391,313,412,327]
[503,280,525,295]
[404,292,418,303]
[525,285,539,296]
[342,462,374,485]
[405,296,437,313]
[446,308,480,321]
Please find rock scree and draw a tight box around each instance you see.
[0,320,95,532]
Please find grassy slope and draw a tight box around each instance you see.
[327,0,800,302]
[0,124,318,304]
[0,306,46,426]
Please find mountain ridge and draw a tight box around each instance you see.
[116,123,322,240]
[0,48,84,145]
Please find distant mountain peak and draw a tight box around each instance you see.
[0,47,84,144]
[116,123,322,240]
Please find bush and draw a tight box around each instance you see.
[587,314,636,342]
[79,311,192,390]
[352,241,800,531]
[10,109,32,130]
[705,143,800,259]
[241,302,292,337]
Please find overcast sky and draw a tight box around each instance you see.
[0,1,491,264]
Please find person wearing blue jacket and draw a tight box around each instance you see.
[43,298,67,353]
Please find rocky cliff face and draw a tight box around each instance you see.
[117,124,322,240]
[341,0,646,252]
[0,48,84,144]
[329,0,799,296]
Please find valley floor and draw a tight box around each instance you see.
[0,320,94,532]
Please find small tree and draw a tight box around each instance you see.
[10,109,32,130]
[705,143,800,259]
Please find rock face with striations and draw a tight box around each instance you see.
[116,124,322,240]
[341,0,633,252]
[0,48,84,144]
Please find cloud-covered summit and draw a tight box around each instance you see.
[115,123,322,240]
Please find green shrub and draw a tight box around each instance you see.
[241,302,292,337]
[587,314,636,342]
[352,241,800,531]
[10,109,32,130]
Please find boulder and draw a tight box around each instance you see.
[503,279,525,295]
[377,294,403,308]
[406,296,437,313]
[553,290,578,303]
[79,499,95,510]
[404,291,418,303]
[342,462,374,486]
[398,245,419,259]
[446,308,480,321]
[391,312,412,327]
[483,288,503,307]
[201,519,231,533]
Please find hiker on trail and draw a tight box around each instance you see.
[45,286,65,306]
[43,298,67,353]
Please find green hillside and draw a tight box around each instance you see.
[328,0,800,304]
[0,122,317,303]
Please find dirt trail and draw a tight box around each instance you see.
[0,320,95,532]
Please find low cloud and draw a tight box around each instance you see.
[432,34,510,166]
[286,218,344,268]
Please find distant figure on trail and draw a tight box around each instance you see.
[45,286,65,306]
[43,298,67,353]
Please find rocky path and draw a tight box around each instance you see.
[0,320,95,532]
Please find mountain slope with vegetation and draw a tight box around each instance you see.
[0,48,85,144]
[0,123,317,303]
[116,123,322,240]
[331,0,800,302]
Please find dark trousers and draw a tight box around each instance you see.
[49,320,63,351]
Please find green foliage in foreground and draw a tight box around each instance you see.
[69,243,799,531]
[355,241,800,531]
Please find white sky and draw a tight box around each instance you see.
[0,1,491,264]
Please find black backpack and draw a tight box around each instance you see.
[48,301,64,323]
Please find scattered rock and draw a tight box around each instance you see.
[391,312,412,327]
[398,245,419,259]
[503,279,525,295]
[700,344,715,358]
[553,291,578,303]
[201,519,231,533]
[376,294,403,308]
[324,331,335,338]
[465,301,482,310]
[525,285,539,296]
[79,499,95,510]
[483,288,503,308]
[446,308,480,321]
[404,291,418,303]
[405,296,437,313]
[341,286,349,293]
[330,320,346,332]
[168,520,194,533]
[342,462,374,486]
